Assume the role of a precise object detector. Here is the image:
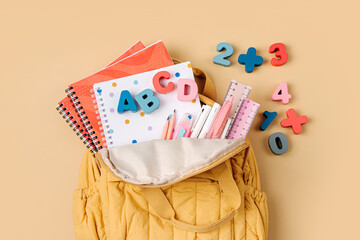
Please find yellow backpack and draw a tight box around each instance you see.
[73,65,268,240]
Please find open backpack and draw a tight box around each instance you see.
[73,62,269,240]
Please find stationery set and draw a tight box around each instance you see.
[56,40,260,152]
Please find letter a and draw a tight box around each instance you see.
[117,90,137,113]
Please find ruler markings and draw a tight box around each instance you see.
[222,80,252,137]
[227,98,260,140]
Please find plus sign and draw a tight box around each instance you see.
[238,47,263,73]
[281,108,308,134]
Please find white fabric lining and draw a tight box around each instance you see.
[99,138,245,185]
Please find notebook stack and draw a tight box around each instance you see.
[57,40,204,152]
[57,40,260,153]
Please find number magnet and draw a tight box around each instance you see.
[269,43,288,66]
[268,132,289,155]
[213,42,234,67]
[238,47,263,73]
[280,108,308,134]
[260,111,278,131]
[272,82,292,104]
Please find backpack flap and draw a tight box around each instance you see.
[96,137,248,186]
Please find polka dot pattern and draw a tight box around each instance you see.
[99,67,199,147]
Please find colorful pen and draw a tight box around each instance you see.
[198,103,221,139]
[220,118,232,139]
[190,105,212,138]
[206,96,234,139]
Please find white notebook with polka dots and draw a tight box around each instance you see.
[93,62,202,148]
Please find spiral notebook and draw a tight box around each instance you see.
[67,40,173,150]
[57,41,145,150]
[57,96,96,152]
[93,62,201,148]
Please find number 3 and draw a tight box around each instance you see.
[269,43,288,66]
[213,42,233,67]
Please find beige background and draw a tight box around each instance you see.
[1,0,359,239]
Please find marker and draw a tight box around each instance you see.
[166,109,176,140]
[210,97,234,139]
[220,118,232,139]
[190,105,212,138]
[198,103,221,139]
[173,113,193,139]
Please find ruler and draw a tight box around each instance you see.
[222,80,251,123]
[227,98,260,140]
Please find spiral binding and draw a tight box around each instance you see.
[91,88,112,148]
[66,86,103,150]
[56,102,95,153]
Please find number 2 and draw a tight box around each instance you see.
[269,43,288,66]
[213,42,233,67]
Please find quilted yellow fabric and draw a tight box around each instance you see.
[73,138,268,240]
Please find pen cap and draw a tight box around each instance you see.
[198,102,221,138]
[173,113,193,139]
[179,113,193,127]
[190,105,212,138]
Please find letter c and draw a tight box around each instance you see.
[152,71,174,94]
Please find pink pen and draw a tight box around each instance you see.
[206,97,234,139]
[172,113,193,139]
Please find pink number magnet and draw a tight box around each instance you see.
[173,113,193,139]
[272,82,292,104]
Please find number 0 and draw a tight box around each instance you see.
[268,132,289,155]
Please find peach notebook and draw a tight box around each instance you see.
[57,41,145,150]
[67,41,173,150]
